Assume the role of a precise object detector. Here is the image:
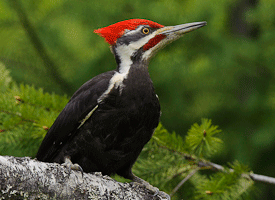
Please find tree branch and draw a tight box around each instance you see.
[170,167,199,197]
[203,161,275,185]
[159,145,275,186]
[0,156,170,199]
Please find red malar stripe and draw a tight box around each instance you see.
[143,34,166,51]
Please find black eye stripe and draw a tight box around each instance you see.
[116,26,157,45]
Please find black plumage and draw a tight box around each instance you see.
[36,19,206,187]
[36,64,160,179]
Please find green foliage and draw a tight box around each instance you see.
[0,64,256,199]
[185,118,223,158]
[152,123,185,153]
[0,62,12,92]
[195,161,254,200]
[1,0,274,198]
[134,121,254,200]
[0,63,68,157]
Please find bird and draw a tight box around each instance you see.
[36,19,206,192]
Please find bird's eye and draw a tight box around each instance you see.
[142,27,150,34]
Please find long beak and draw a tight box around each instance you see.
[142,21,207,61]
[157,21,207,41]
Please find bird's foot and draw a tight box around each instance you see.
[62,156,84,177]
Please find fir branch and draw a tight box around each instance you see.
[155,140,274,190]
[160,144,275,186]
[249,174,275,184]
[170,167,199,197]
[11,89,66,113]
[0,110,36,124]
[152,119,275,198]
[185,118,223,158]
[202,161,275,185]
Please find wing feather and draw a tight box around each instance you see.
[36,70,115,161]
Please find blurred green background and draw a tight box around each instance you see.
[1,0,275,198]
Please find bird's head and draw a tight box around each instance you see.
[94,19,206,71]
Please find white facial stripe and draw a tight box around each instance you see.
[117,28,167,67]
[142,37,169,60]
[100,30,156,103]
[128,33,156,50]
[115,45,133,74]
[123,26,144,36]
[116,32,157,73]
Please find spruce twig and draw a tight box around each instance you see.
[204,161,275,185]
[0,110,36,124]
[160,145,275,186]
[170,167,199,197]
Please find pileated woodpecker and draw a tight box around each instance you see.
[36,19,206,192]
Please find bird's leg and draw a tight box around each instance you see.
[62,156,84,177]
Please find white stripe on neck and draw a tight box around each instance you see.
[116,44,133,74]
[98,32,157,104]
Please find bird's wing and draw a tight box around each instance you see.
[36,70,116,162]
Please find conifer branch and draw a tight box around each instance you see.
[204,161,275,185]
[159,145,275,186]
[0,110,36,124]
[249,173,275,185]
[170,167,199,197]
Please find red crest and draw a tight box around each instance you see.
[94,19,164,45]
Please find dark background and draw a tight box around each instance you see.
[0,0,274,198]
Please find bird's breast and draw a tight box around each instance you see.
[94,66,160,133]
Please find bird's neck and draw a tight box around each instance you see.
[112,45,148,75]
[101,46,153,106]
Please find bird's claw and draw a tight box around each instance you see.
[62,156,84,177]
